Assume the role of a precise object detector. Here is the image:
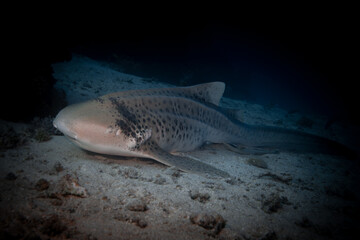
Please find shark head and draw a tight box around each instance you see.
[53,99,151,157]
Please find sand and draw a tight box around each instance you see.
[1,55,359,240]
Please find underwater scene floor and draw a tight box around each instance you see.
[1,55,359,240]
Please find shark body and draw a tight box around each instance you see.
[53,82,353,177]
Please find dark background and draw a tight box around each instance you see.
[2,9,358,125]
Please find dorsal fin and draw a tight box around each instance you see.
[185,82,225,106]
[105,82,226,106]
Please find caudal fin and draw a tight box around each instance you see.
[237,124,357,159]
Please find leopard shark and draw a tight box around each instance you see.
[53,82,354,177]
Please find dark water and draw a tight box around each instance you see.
[2,19,357,125]
[71,22,357,125]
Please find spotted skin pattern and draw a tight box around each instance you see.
[54,82,354,177]
[91,82,232,176]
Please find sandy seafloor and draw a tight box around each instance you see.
[1,55,360,240]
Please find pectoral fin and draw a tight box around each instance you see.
[138,141,230,177]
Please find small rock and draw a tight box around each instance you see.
[114,213,130,222]
[246,158,268,169]
[40,214,67,237]
[154,176,167,185]
[133,217,147,228]
[171,170,181,178]
[58,174,88,197]
[189,191,211,203]
[5,172,17,180]
[121,167,139,179]
[261,193,290,213]
[190,212,226,234]
[126,199,148,212]
[51,199,63,206]
[35,178,50,191]
[54,162,64,172]
[258,172,292,185]
[114,213,147,228]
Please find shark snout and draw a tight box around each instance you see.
[53,118,59,129]
[53,110,78,140]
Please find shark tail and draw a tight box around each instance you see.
[234,123,357,159]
